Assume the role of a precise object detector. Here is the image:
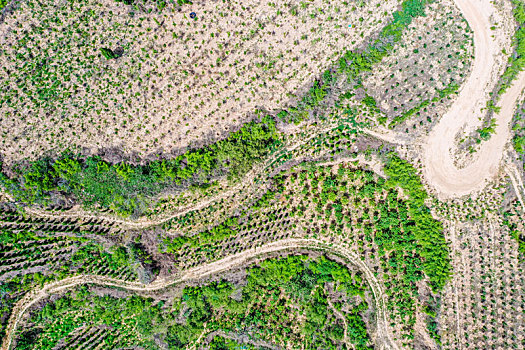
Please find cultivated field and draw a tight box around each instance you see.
[363,0,473,133]
[0,0,397,164]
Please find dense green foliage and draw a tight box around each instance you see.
[0,117,278,216]
[168,255,371,350]
[384,155,451,291]
[511,98,525,168]
[296,163,447,339]
[15,254,372,349]
[514,134,525,154]
[162,172,289,254]
[476,117,497,141]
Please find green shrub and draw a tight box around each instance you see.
[513,135,525,153]
[477,118,497,141]
[497,0,525,96]
[100,48,117,60]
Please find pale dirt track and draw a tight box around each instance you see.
[423,0,525,198]
[0,239,399,350]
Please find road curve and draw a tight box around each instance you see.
[0,238,399,350]
[423,0,525,197]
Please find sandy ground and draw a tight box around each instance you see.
[0,0,398,164]
[0,238,399,350]
[437,205,525,349]
[422,0,525,198]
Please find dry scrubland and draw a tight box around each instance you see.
[0,0,398,164]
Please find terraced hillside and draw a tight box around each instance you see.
[0,209,141,341]
[0,0,524,349]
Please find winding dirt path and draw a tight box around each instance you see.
[3,1,524,349]
[326,295,352,349]
[423,0,525,198]
[7,113,369,231]
[0,239,399,350]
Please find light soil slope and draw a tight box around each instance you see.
[423,0,525,197]
[0,0,399,164]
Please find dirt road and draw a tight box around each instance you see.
[0,238,399,350]
[423,0,525,198]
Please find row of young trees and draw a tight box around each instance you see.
[392,82,459,126]
[163,217,239,252]
[114,0,193,10]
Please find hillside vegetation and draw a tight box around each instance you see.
[14,254,373,349]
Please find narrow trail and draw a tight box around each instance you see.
[422,0,525,198]
[326,296,352,349]
[0,238,399,350]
